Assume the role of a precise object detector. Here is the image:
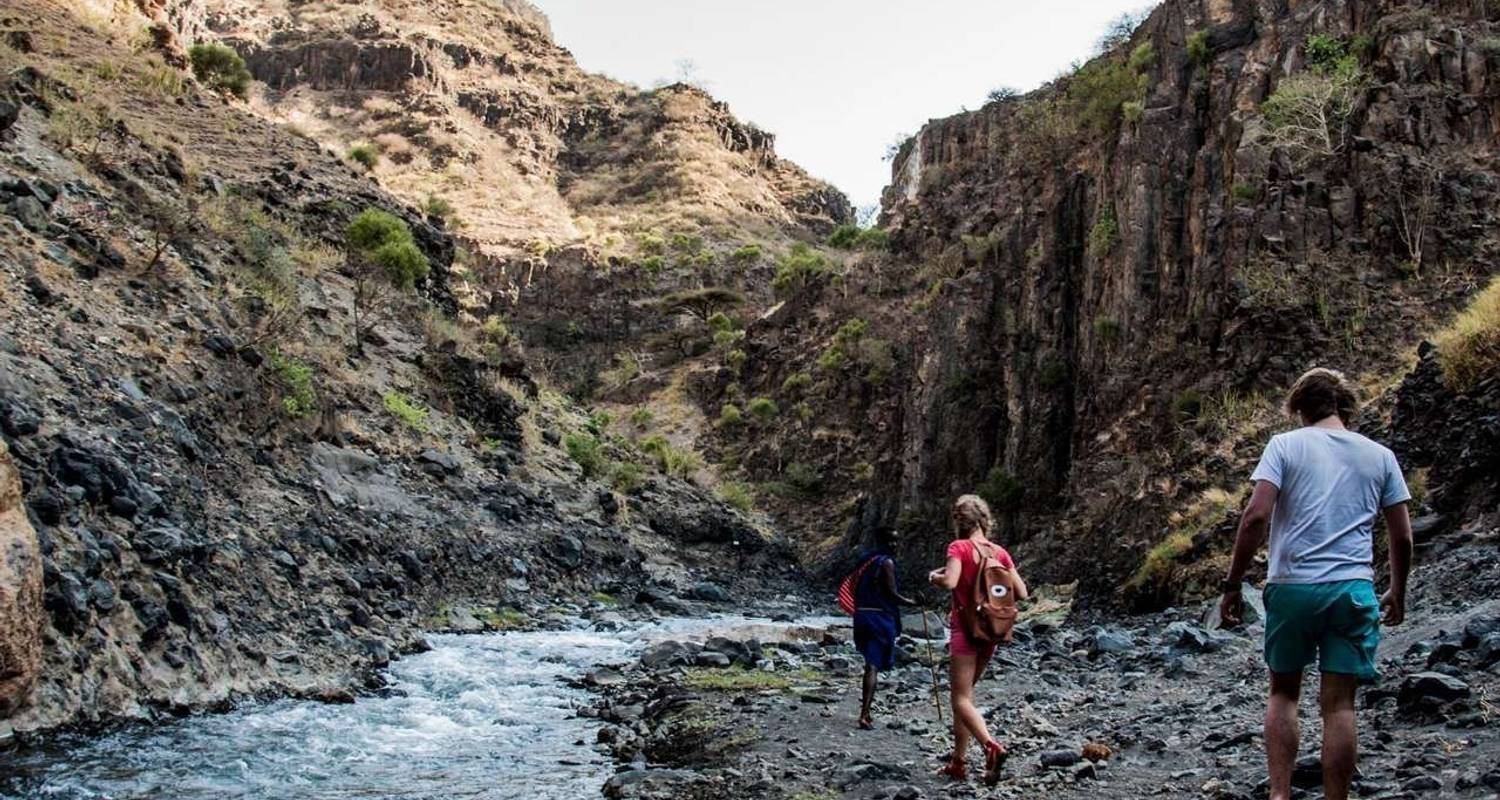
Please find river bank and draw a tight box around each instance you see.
[588,527,1500,800]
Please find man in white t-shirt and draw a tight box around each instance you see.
[1219,368,1413,800]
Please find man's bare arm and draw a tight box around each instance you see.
[1225,481,1279,585]
[1381,503,1413,625]
[1219,480,1278,625]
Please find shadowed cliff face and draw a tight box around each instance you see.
[689,0,1499,610]
[872,0,1500,607]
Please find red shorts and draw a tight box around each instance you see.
[949,611,996,659]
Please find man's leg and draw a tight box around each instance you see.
[859,664,876,726]
[1319,673,1359,800]
[1266,670,1303,800]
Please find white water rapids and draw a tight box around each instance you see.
[0,615,838,799]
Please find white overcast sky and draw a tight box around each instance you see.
[532,1,1153,211]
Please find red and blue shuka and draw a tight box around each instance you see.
[851,553,902,672]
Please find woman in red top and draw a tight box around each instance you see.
[927,494,1029,785]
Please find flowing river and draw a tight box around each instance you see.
[0,615,836,800]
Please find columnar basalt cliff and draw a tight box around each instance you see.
[704,0,1499,609]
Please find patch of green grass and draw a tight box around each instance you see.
[719,403,743,426]
[1433,278,1500,392]
[347,143,380,171]
[715,481,755,513]
[589,592,620,606]
[476,607,527,630]
[383,391,429,432]
[610,461,645,493]
[978,467,1023,512]
[682,666,826,692]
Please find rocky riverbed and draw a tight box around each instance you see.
[588,527,1500,800]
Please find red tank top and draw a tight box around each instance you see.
[945,539,1014,615]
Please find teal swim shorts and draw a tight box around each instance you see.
[1263,579,1381,680]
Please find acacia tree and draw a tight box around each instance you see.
[345,208,428,356]
[1262,57,1366,165]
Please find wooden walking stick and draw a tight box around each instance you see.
[920,607,945,726]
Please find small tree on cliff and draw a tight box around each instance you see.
[1262,50,1366,166]
[345,208,428,356]
[188,43,252,99]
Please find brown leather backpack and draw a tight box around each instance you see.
[961,542,1020,645]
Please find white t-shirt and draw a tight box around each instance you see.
[1250,426,1411,584]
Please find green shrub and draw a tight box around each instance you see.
[383,390,429,431]
[827,223,861,249]
[746,397,778,422]
[726,349,747,372]
[729,243,763,264]
[1433,278,1500,391]
[978,467,1023,512]
[1128,42,1157,71]
[629,407,654,428]
[1350,34,1377,62]
[636,231,667,255]
[599,352,642,392]
[639,254,666,273]
[1087,210,1119,258]
[859,338,896,384]
[1304,33,1347,71]
[836,317,869,342]
[270,352,316,417]
[720,403,743,426]
[610,461,645,493]
[188,43,251,98]
[479,315,511,344]
[715,481,755,513]
[1122,100,1144,124]
[563,431,604,477]
[1068,58,1148,135]
[424,195,456,222]
[851,461,875,482]
[1172,388,1204,422]
[712,329,742,348]
[793,401,815,422]
[657,444,703,480]
[706,311,735,333]
[1232,182,1258,202]
[1187,30,1210,66]
[772,243,833,295]
[783,462,822,496]
[817,347,848,372]
[854,227,889,251]
[670,232,705,254]
[782,372,812,394]
[347,143,380,171]
[1093,316,1123,343]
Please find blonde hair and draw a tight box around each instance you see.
[951,494,993,537]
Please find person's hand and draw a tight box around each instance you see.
[1380,589,1406,626]
[927,568,945,586]
[1219,590,1244,628]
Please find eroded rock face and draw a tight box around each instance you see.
[0,439,44,717]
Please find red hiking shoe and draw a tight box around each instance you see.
[983,740,1008,785]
